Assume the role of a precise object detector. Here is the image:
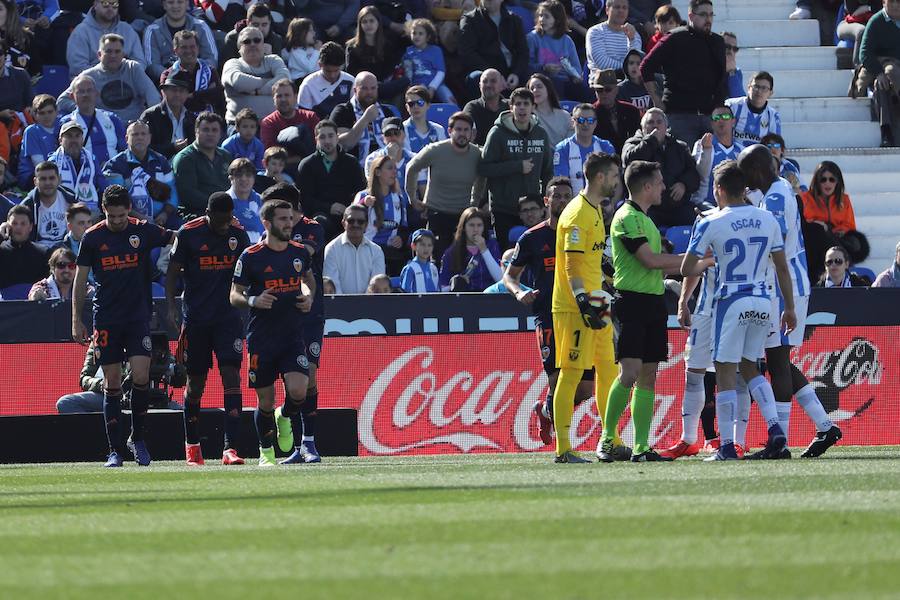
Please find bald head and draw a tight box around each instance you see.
[354,71,378,106]
[737,144,778,190]
[479,68,505,101]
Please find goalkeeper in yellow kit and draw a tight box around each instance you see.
[550,152,631,463]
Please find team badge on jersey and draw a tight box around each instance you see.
[569,349,579,361]
[234,259,243,277]
[309,342,321,357]
[228,237,238,251]
[142,336,152,351]
[249,370,256,383]
[297,354,309,368]
[541,346,551,360]
[293,258,303,272]
[568,227,580,244]
[129,235,140,248]
[233,338,243,353]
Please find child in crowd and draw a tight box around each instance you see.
[221,108,265,170]
[259,146,295,185]
[527,1,586,101]
[282,17,321,85]
[366,274,393,294]
[617,49,657,114]
[322,276,336,295]
[646,4,682,53]
[18,94,59,189]
[399,228,441,293]
[402,18,456,104]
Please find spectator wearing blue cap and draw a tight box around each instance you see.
[399,228,440,293]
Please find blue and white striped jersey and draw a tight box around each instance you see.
[756,177,810,298]
[725,96,782,144]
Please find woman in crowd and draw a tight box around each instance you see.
[0,0,37,74]
[345,6,408,104]
[355,154,410,276]
[528,73,573,147]
[438,207,502,292]
[815,245,869,287]
[527,0,588,102]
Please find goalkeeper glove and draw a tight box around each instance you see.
[575,292,606,330]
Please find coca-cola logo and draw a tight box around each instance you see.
[793,337,882,418]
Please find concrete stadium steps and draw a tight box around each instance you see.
[743,69,853,98]
[848,193,898,216]
[782,121,881,149]
[714,19,820,47]
[673,0,796,22]
[736,46,837,72]
[770,97,871,123]
[792,150,900,172]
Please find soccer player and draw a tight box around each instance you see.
[738,145,842,459]
[166,192,251,466]
[680,160,795,460]
[598,161,692,463]
[260,183,326,463]
[72,185,176,467]
[230,199,316,466]
[549,153,630,464]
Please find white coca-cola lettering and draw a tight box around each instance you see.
[794,338,882,388]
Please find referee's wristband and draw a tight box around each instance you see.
[248,295,257,308]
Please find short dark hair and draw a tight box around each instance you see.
[572,103,596,116]
[260,182,301,211]
[233,108,259,128]
[760,132,786,148]
[448,111,473,129]
[49,247,76,268]
[263,146,288,163]
[66,202,92,221]
[405,84,432,103]
[31,94,56,113]
[751,70,774,90]
[207,191,234,213]
[343,204,368,221]
[318,41,345,66]
[173,29,199,48]
[246,2,271,21]
[711,104,733,117]
[98,33,125,49]
[655,4,682,23]
[518,194,544,210]
[712,160,746,200]
[509,87,535,105]
[260,199,292,222]
[101,184,132,209]
[689,0,713,11]
[546,175,573,191]
[196,111,225,131]
[624,160,661,196]
[315,119,339,135]
[34,161,59,176]
[228,157,256,177]
[583,152,620,184]
[8,204,32,223]
[271,78,296,95]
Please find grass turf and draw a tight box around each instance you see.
[1,446,899,599]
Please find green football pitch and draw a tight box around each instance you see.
[2,447,899,599]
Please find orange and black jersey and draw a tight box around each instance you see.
[77,217,174,326]
[171,216,250,325]
[510,220,556,318]
[291,216,326,319]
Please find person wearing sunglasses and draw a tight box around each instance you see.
[801,161,857,236]
[722,31,744,98]
[67,0,146,76]
[222,26,290,128]
[590,68,641,154]
[759,132,805,195]
[725,71,782,145]
[816,245,868,287]
[553,103,615,194]
[691,104,745,207]
[28,247,85,300]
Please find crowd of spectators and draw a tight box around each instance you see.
[0,0,892,298]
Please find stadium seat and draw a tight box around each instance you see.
[560,100,579,113]
[665,225,692,254]
[0,283,33,300]
[383,104,401,118]
[33,65,71,98]
[151,282,166,298]
[508,225,527,244]
[389,276,401,290]
[851,266,876,283]
[508,5,534,31]
[427,103,458,130]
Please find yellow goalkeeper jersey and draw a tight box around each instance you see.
[551,192,607,314]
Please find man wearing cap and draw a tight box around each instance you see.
[590,68,641,155]
[639,0,726,147]
[57,33,161,124]
[103,120,181,227]
[141,73,198,161]
[260,79,320,174]
[48,121,107,212]
[364,117,415,192]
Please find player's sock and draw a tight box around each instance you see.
[254,407,276,449]
[282,394,305,448]
[776,401,792,445]
[747,375,779,428]
[681,371,705,444]
[130,383,149,442]
[543,389,553,420]
[552,368,579,456]
[796,384,835,433]
[630,386,655,454]
[701,371,718,440]
[734,376,751,448]
[602,377,631,443]
[223,388,242,450]
[715,389,737,446]
[103,388,124,452]
[595,360,623,446]
[301,390,318,440]
[183,391,201,445]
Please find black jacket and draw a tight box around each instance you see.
[296,148,367,220]
[622,130,700,211]
[0,238,49,289]
[458,6,529,83]
[639,25,726,114]
[462,97,510,146]
[140,102,198,160]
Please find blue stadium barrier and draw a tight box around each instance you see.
[33,65,70,98]
[0,283,32,301]
[560,100,579,113]
[390,276,402,289]
[665,225,693,254]
[427,103,458,130]
[508,5,534,31]
[851,266,876,283]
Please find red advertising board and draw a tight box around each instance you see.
[2,326,895,453]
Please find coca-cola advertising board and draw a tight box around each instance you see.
[2,327,895,454]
